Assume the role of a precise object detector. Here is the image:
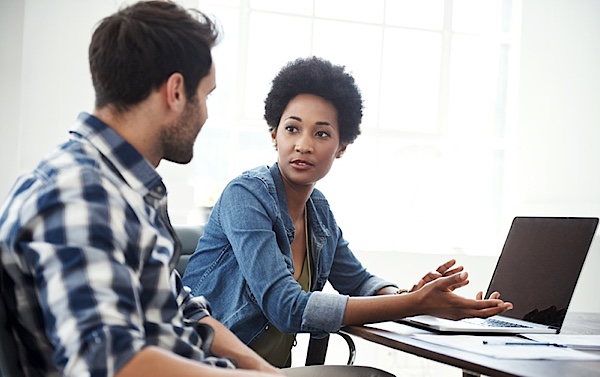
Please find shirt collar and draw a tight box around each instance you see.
[69,112,164,197]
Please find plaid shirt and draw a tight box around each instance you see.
[0,113,235,376]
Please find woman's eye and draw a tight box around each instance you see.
[316,131,330,138]
[285,125,298,133]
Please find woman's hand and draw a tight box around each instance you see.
[409,259,464,292]
[414,272,513,320]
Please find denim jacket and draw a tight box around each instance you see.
[182,163,395,344]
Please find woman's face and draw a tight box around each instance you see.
[272,93,346,191]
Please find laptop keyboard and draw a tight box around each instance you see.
[462,317,531,328]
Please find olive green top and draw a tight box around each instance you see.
[249,218,312,368]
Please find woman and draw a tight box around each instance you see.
[182,56,511,370]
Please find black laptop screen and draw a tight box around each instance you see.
[485,217,598,329]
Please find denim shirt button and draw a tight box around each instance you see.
[265,325,269,330]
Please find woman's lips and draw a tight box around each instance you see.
[291,159,313,169]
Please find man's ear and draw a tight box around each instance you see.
[165,72,186,112]
[336,144,347,158]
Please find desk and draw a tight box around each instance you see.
[342,312,600,377]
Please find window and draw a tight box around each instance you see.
[160,0,522,256]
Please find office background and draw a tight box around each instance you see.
[1,0,599,374]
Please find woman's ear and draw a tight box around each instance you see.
[336,144,347,158]
[271,130,278,150]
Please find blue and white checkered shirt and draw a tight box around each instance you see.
[0,113,235,376]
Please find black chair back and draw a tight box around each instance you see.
[173,224,204,275]
[0,265,24,377]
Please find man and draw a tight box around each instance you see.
[0,1,283,376]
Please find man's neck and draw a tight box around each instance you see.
[93,93,167,167]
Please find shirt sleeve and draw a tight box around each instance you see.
[179,281,212,323]
[301,274,397,335]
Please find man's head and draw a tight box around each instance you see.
[89,0,219,113]
[160,63,216,164]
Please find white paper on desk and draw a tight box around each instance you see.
[365,321,431,335]
[519,334,600,350]
[411,334,600,360]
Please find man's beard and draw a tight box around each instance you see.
[161,101,201,164]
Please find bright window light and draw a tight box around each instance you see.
[160,0,522,256]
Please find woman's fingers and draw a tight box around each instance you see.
[431,271,470,292]
[420,259,461,285]
[436,259,456,274]
[424,271,443,282]
[410,270,442,292]
[469,301,513,317]
[411,260,470,293]
[443,266,464,276]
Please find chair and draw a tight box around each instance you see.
[305,332,356,366]
[173,224,204,275]
[173,224,356,366]
[0,265,24,377]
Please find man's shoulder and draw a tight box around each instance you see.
[4,139,115,211]
[0,140,104,241]
[38,139,102,176]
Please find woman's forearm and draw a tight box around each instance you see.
[343,293,420,325]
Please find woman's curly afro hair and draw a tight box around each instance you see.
[264,56,363,145]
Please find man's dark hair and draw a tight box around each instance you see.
[264,56,363,145]
[89,0,220,112]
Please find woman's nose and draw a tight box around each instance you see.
[295,136,313,153]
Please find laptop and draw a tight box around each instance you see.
[398,216,598,334]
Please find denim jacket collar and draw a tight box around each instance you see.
[269,163,296,243]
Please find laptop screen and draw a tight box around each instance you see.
[486,217,598,329]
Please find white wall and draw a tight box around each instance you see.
[513,0,600,313]
[0,0,105,198]
[0,0,25,195]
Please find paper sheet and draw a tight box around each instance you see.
[365,321,431,335]
[411,334,600,360]
[520,334,600,350]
